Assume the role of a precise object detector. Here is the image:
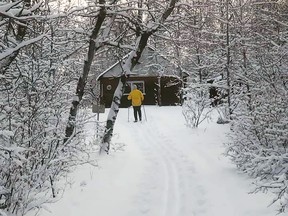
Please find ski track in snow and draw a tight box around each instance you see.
[126,111,207,216]
[119,107,276,216]
[33,106,277,216]
[133,121,182,216]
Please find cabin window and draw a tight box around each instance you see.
[124,81,145,95]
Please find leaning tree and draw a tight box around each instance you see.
[100,0,180,153]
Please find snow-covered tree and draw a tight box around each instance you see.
[0,1,97,215]
[225,0,288,213]
[101,0,180,153]
[176,1,287,212]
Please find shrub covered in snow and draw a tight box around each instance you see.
[182,84,213,128]
[0,1,95,215]
[226,52,288,213]
[216,106,230,124]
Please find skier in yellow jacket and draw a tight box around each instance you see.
[128,84,144,122]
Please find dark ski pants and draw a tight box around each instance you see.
[133,106,142,121]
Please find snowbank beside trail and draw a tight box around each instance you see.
[33,106,277,216]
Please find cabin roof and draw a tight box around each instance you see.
[97,47,188,80]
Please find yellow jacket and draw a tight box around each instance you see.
[128,89,144,106]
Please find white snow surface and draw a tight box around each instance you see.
[36,106,277,216]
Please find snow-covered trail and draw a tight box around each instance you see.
[35,106,277,216]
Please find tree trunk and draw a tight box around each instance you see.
[101,33,151,153]
[101,75,127,153]
[225,0,232,117]
[101,0,179,153]
[64,0,107,144]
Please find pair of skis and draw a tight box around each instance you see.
[127,106,147,122]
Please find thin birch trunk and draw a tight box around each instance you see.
[63,0,107,144]
[101,33,151,153]
[101,0,179,153]
[225,0,232,117]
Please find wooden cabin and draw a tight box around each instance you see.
[97,47,188,108]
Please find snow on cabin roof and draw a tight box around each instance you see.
[207,75,223,83]
[96,47,179,80]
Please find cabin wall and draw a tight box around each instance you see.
[99,76,182,108]
[160,76,182,106]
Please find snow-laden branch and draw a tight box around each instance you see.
[0,34,48,61]
[0,1,23,13]
[0,1,42,20]
[102,41,134,50]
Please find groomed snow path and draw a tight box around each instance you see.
[37,106,277,216]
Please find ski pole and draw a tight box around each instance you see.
[128,106,130,122]
[142,105,147,121]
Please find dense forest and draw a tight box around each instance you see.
[0,0,287,215]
